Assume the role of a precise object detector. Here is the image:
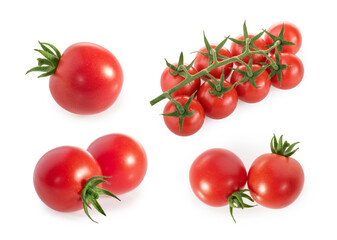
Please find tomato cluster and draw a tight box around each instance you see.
[33,134,147,222]
[156,22,304,136]
[189,135,304,222]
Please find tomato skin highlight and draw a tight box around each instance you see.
[270,53,304,89]
[163,96,205,136]
[247,153,304,209]
[230,64,271,103]
[230,34,267,66]
[265,22,302,54]
[189,148,247,207]
[197,80,238,119]
[87,134,147,195]
[49,42,123,115]
[33,146,102,212]
[160,64,200,97]
[194,44,233,79]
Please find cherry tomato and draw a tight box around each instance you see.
[163,96,205,136]
[160,64,200,97]
[248,153,304,208]
[269,53,304,89]
[28,42,123,114]
[194,44,233,79]
[33,146,102,212]
[87,134,147,195]
[230,34,267,66]
[189,148,247,207]
[265,22,302,54]
[230,64,271,103]
[197,80,238,119]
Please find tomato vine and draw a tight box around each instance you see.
[150,21,292,106]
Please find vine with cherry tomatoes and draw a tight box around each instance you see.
[150,21,304,136]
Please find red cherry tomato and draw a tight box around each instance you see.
[265,22,302,54]
[87,134,147,195]
[248,153,304,208]
[230,34,267,66]
[33,146,102,212]
[269,53,304,89]
[160,64,200,97]
[194,44,233,79]
[230,64,271,103]
[163,96,205,136]
[189,148,247,207]
[48,42,123,114]
[197,80,238,119]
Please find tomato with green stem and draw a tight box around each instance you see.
[163,94,205,136]
[194,33,233,79]
[268,53,304,89]
[161,53,200,97]
[248,135,305,209]
[230,34,267,66]
[27,42,123,115]
[33,146,119,222]
[189,148,254,222]
[197,71,238,119]
[230,63,270,103]
[87,134,147,195]
[264,22,302,54]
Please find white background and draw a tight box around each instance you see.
[1,0,336,239]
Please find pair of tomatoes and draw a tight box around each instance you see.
[160,22,304,136]
[33,134,147,222]
[189,135,305,222]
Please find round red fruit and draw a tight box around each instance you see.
[160,64,200,97]
[33,146,102,212]
[230,64,270,103]
[270,53,304,90]
[163,96,205,136]
[265,22,302,54]
[197,80,238,119]
[87,134,147,195]
[189,148,247,207]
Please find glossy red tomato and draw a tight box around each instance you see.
[230,34,267,66]
[197,80,238,119]
[265,22,302,54]
[33,146,102,212]
[248,153,304,208]
[49,42,123,114]
[189,148,247,207]
[163,96,205,136]
[160,64,200,97]
[230,64,271,103]
[87,134,147,195]
[194,44,233,79]
[269,53,304,89]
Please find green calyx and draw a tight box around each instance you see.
[229,21,264,54]
[163,93,196,133]
[26,41,61,78]
[81,176,120,223]
[228,189,255,223]
[260,49,290,85]
[264,23,295,53]
[165,52,195,78]
[197,32,230,65]
[204,69,235,98]
[270,134,300,157]
[231,57,267,89]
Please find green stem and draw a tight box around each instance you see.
[150,39,281,106]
